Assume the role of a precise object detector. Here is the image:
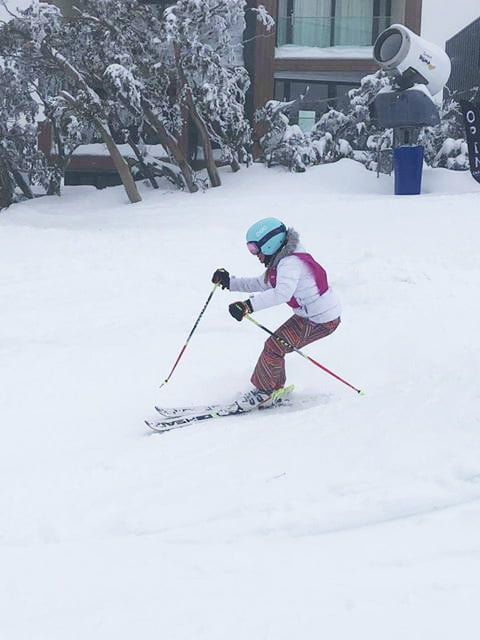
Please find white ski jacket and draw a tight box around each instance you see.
[229,235,341,325]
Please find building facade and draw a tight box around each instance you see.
[245,0,423,124]
[446,17,480,97]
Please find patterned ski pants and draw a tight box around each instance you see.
[251,315,340,392]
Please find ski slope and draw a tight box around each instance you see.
[1,160,479,639]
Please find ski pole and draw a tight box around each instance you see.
[246,315,364,395]
[159,283,219,388]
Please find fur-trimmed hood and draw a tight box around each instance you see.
[264,227,300,282]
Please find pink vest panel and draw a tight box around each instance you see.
[267,253,329,309]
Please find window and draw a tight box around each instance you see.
[273,78,359,122]
[334,0,374,46]
[292,0,332,48]
[277,0,392,47]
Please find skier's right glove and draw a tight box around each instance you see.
[212,268,230,290]
[229,299,253,322]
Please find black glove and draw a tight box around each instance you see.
[229,299,253,322]
[212,268,230,290]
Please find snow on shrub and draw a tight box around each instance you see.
[257,99,352,172]
[434,138,469,170]
[257,71,475,176]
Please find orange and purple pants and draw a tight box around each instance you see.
[251,315,340,392]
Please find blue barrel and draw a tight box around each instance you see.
[393,145,424,195]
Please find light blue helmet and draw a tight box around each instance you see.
[246,218,287,256]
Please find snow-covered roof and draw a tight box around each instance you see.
[72,143,167,157]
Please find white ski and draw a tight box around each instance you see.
[155,403,222,418]
[147,385,295,433]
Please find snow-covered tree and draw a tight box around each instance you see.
[256,96,352,172]
[0,56,51,208]
[1,0,272,204]
[0,2,142,203]
[256,99,311,172]
[64,0,200,193]
[433,138,469,170]
[67,0,268,189]
[163,0,256,176]
[42,97,96,194]
[419,87,478,171]
[256,71,392,173]
[309,108,353,164]
[337,71,394,173]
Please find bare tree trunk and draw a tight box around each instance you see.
[230,156,241,172]
[126,137,159,189]
[140,99,198,193]
[0,157,14,209]
[174,43,221,188]
[60,91,142,204]
[8,162,34,199]
[46,172,61,197]
[94,118,142,203]
[111,109,159,190]
[46,119,76,196]
[183,87,221,187]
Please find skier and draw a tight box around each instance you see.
[212,217,341,412]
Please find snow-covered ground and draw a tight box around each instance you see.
[1,160,480,639]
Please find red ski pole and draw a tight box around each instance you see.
[159,284,219,388]
[246,315,364,395]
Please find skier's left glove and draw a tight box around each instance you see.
[229,299,253,322]
[212,268,230,290]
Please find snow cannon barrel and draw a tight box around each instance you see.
[371,26,451,195]
[373,24,451,97]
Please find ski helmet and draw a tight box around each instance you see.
[246,218,287,256]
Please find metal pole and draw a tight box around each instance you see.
[159,284,219,388]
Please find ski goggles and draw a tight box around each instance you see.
[246,224,286,255]
[246,241,261,255]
